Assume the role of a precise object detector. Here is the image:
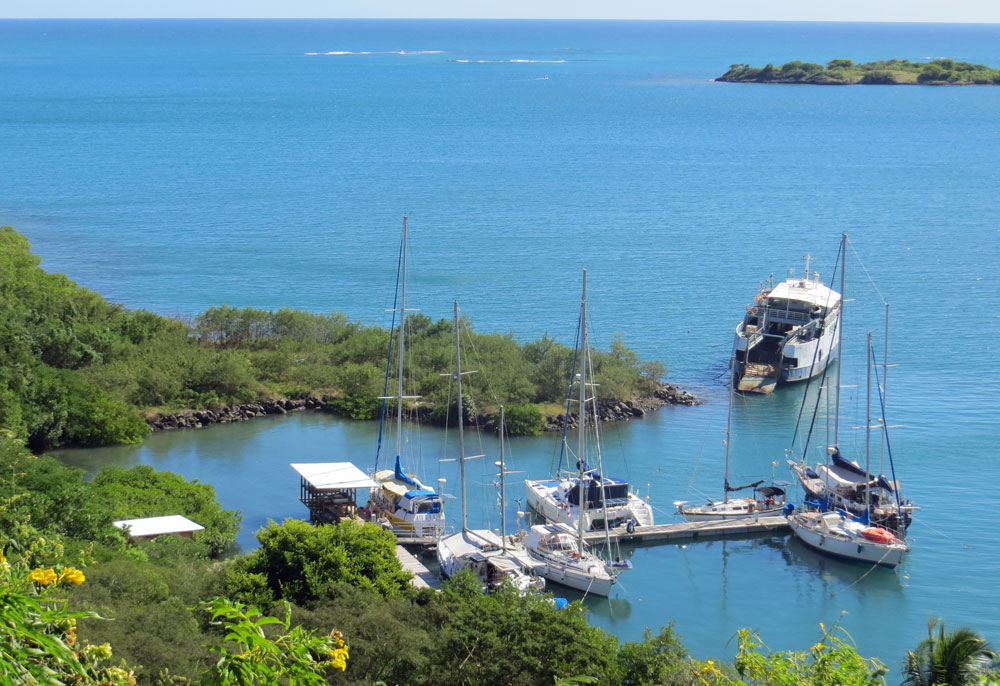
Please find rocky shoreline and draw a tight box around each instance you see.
[145,383,699,434]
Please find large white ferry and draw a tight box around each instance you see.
[732,256,842,394]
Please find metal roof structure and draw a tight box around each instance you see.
[291,462,378,491]
[112,514,205,537]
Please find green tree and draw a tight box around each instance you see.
[617,624,694,686]
[226,519,413,606]
[427,572,620,686]
[92,465,240,557]
[503,404,546,436]
[903,617,998,686]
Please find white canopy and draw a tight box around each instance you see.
[113,514,204,537]
[769,279,841,309]
[291,462,378,490]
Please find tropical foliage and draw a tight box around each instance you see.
[0,226,664,447]
[2,436,996,686]
[902,617,998,686]
[718,59,1000,85]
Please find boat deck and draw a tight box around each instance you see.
[582,515,789,544]
[395,545,440,590]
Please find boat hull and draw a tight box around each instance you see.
[677,498,784,522]
[525,478,654,531]
[533,556,614,596]
[787,513,907,569]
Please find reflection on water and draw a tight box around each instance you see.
[45,398,996,672]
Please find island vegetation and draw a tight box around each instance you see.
[717,58,1000,85]
[3,436,999,685]
[0,226,669,449]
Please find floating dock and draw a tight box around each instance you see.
[582,515,790,545]
[395,545,440,590]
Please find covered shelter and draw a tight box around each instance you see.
[113,514,205,542]
[291,462,378,524]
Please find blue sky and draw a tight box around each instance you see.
[3,0,999,22]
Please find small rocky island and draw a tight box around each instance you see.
[717,59,1000,85]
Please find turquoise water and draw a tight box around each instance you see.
[4,18,999,672]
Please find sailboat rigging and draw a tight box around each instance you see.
[674,355,787,521]
[435,302,546,593]
[787,234,916,535]
[366,216,446,543]
[525,269,653,534]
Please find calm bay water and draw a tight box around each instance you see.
[3,18,999,673]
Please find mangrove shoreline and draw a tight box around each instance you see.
[145,381,700,434]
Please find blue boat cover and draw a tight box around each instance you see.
[404,489,436,499]
[394,455,418,487]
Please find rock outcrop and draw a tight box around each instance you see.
[146,383,698,434]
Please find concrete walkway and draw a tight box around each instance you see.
[395,545,441,590]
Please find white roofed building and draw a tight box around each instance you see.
[291,462,378,524]
[113,514,205,541]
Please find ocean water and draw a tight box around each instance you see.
[4,18,1000,673]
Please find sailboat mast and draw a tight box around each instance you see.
[881,303,890,474]
[499,405,507,553]
[454,300,468,534]
[396,216,408,462]
[865,332,872,515]
[576,270,588,548]
[834,233,846,447]
[723,355,734,505]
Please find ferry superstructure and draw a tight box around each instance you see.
[732,256,841,394]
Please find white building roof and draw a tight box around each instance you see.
[113,514,205,537]
[768,278,841,309]
[291,462,378,490]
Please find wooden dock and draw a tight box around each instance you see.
[582,515,790,545]
[395,545,440,590]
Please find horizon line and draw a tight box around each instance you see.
[2,17,1000,25]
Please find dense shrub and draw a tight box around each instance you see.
[225,519,413,606]
[92,465,240,556]
[503,403,546,436]
[0,227,664,448]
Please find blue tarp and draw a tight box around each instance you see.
[404,489,436,499]
[394,455,418,487]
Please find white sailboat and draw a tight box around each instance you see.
[732,253,842,394]
[366,216,446,543]
[787,328,911,569]
[436,303,546,593]
[674,355,787,521]
[525,270,654,532]
[786,510,908,569]
[522,522,617,597]
[787,234,916,535]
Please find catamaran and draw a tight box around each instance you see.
[732,253,842,394]
[366,216,446,543]
[525,270,654,533]
[436,303,546,593]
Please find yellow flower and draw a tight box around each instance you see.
[811,642,825,652]
[61,567,86,585]
[29,568,58,586]
[819,622,825,631]
[328,645,349,671]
